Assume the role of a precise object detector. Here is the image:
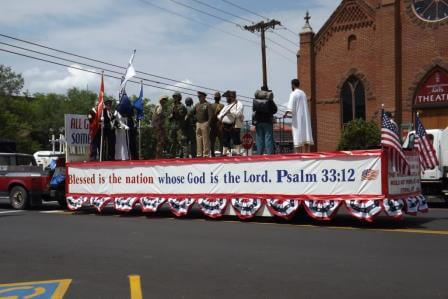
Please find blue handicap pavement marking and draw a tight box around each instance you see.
[0,279,71,299]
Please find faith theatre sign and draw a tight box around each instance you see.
[415,67,448,108]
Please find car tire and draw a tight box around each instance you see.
[10,186,29,210]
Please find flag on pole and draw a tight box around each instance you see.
[133,82,144,121]
[117,91,133,117]
[415,115,439,170]
[119,49,136,97]
[89,73,104,139]
[381,110,410,175]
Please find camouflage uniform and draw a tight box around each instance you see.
[184,97,197,158]
[152,96,168,159]
[210,92,224,157]
[169,93,188,158]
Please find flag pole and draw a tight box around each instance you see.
[99,71,105,162]
[138,80,142,160]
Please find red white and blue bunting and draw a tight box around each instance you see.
[64,196,428,221]
[197,198,228,218]
[266,199,300,220]
[167,198,195,217]
[345,200,383,222]
[303,200,341,221]
[230,198,262,220]
[115,197,139,212]
[382,199,405,219]
[140,197,166,213]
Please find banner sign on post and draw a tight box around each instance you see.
[64,114,90,162]
[66,150,427,221]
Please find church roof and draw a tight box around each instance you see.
[314,0,376,53]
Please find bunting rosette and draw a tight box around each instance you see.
[231,198,262,220]
[266,199,300,220]
[91,197,113,212]
[139,197,166,213]
[115,197,139,212]
[197,198,228,218]
[303,200,341,221]
[67,196,90,210]
[382,199,405,218]
[345,200,382,221]
[405,197,420,215]
[168,198,195,217]
[417,195,428,213]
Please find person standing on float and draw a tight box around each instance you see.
[218,90,244,156]
[284,79,314,153]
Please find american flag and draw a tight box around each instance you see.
[415,115,439,170]
[361,169,379,181]
[381,111,410,175]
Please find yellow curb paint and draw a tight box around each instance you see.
[128,275,143,299]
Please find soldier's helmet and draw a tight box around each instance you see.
[185,97,193,106]
[173,92,182,101]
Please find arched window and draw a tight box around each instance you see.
[341,75,366,125]
[348,35,357,51]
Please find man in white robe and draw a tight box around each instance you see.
[284,79,314,153]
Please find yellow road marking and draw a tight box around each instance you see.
[128,275,143,299]
[48,209,448,236]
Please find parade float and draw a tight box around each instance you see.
[65,149,427,222]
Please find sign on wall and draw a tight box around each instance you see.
[415,67,448,108]
[64,114,90,162]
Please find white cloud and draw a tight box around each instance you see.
[1,0,340,116]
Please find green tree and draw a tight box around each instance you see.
[0,65,24,96]
[337,119,381,150]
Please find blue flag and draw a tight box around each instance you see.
[133,83,144,121]
[117,91,133,117]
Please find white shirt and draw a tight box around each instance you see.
[287,88,314,146]
[218,100,244,128]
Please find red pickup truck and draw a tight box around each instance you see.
[0,153,64,209]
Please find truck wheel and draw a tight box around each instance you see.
[10,186,29,210]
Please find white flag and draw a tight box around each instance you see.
[119,50,136,95]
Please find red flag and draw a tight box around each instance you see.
[89,74,104,139]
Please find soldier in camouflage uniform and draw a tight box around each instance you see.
[210,92,224,157]
[152,95,168,159]
[169,92,188,158]
[184,97,196,158]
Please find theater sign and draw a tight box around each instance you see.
[415,67,448,108]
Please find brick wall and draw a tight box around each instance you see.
[298,0,448,151]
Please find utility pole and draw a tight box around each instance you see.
[244,19,281,91]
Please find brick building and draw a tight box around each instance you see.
[298,0,448,151]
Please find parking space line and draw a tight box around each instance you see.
[128,275,143,299]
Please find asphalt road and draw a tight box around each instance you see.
[0,202,447,299]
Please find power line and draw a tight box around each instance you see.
[0,32,253,98]
[138,0,258,46]
[0,33,291,110]
[271,31,298,47]
[189,0,254,24]
[0,41,219,99]
[163,0,297,56]
[218,0,299,45]
[220,0,269,21]
[0,46,287,112]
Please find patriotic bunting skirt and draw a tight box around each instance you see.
[66,195,428,222]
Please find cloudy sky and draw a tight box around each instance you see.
[0,0,339,113]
